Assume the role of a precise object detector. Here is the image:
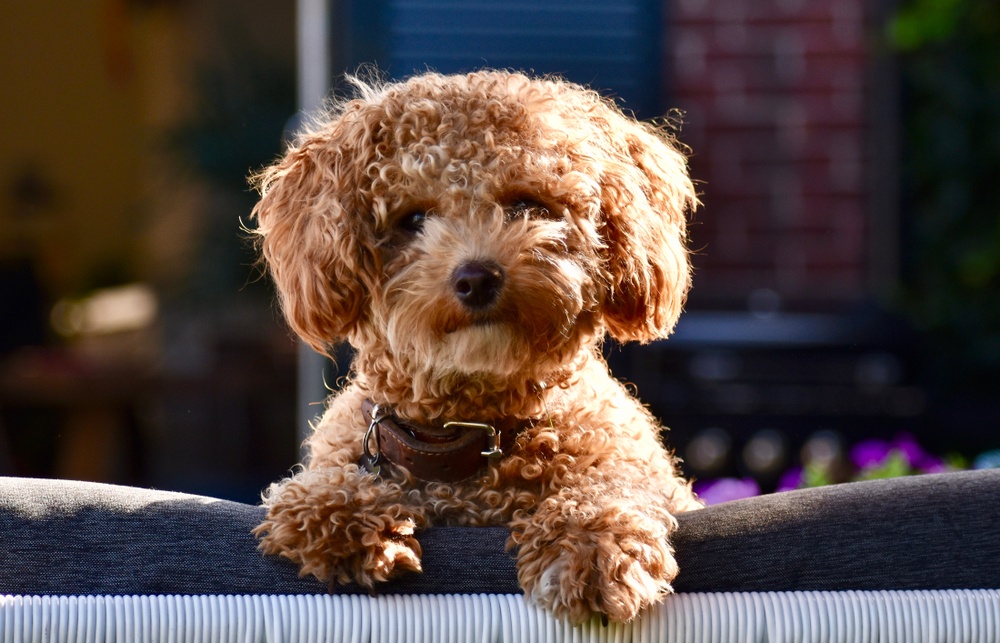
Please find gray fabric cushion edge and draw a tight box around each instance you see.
[0,470,997,596]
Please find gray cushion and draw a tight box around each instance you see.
[0,470,997,596]
[672,468,1000,592]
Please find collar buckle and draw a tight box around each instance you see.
[360,403,390,476]
[443,421,503,458]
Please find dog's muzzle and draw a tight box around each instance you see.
[358,399,524,482]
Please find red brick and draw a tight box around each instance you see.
[668,0,871,304]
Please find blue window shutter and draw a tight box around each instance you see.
[337,0,663,118]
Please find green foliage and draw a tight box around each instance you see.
[888,0,965,51]
[855,450,912,481]
[801,460,836,488]
[889,0,1000,392]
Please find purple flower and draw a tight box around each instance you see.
[776,467,804,492]
[850,432,940,472]
[850,438,893,469]
[891,433,939,470]
[919,460,949,474]
[694,478,760,505]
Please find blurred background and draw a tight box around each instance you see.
[0,0,997,503]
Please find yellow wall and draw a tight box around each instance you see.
[0,0,293,301]
[1,0,143,295]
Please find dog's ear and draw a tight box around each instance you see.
[596,119,697,344]
[251,129,378,355]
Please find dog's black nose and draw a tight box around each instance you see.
[452,261,504,309]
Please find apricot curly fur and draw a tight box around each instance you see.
[250,70,703,623]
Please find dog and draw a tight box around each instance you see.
[250,70,702,623]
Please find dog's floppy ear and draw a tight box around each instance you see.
[251,126,379,355]
[596,118,697,344]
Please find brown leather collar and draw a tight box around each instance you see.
[359,399,527,483]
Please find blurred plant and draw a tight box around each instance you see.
[888,0,1000,393]
[888,0,966,50]
[783,432,965,491]
[697,432,978,505]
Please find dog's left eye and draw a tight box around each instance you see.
[397,211,428,234]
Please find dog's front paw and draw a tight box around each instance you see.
[352,517,424,586]
[254,468,425,589]
[512,501,678,623]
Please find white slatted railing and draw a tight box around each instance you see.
[1,590,998,642]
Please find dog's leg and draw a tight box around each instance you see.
[509,481,687,623]
[254,466,426,590]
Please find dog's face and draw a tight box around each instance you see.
[378,189,601,380]
[368,94,609,380]
[253,71,696,387]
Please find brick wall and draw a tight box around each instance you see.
[668,0,871,308]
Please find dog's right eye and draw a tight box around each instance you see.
[397,211,428,234]
[502,196,556,221]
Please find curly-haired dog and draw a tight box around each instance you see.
[250,70,702,623]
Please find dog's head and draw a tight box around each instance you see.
[252,71,696,386]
